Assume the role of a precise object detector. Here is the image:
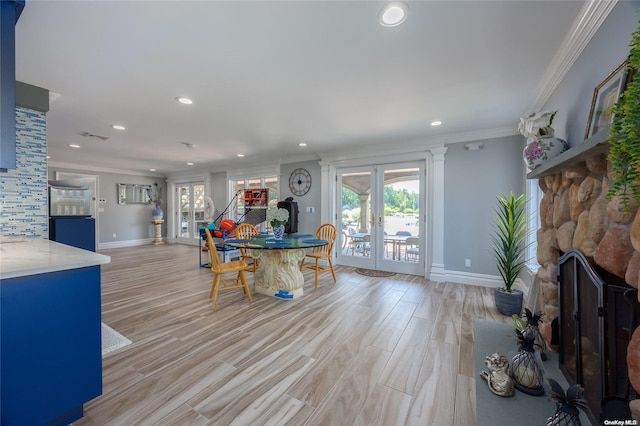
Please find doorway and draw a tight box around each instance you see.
[174,182,205,244]
[336,162,424,275]
[55,171,99,248]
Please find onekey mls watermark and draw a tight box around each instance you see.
[603,420,638,426]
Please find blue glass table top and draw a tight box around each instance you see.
[224,234,328,250]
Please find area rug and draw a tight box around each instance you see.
[355,268,396,277]
[101,322,132,356]
[474,319,589,426]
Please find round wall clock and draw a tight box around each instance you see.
[289,168,312,196]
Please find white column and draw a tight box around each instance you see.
[429,146,447,281]
[319,162,331,225]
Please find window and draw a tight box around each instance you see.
[176,182,205,240]
[229,175,279,227]
[526,179,543,271]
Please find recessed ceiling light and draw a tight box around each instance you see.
[176,97,193,105]
[431,121,442,126]
[186,162,194,166]
[237,154,245,157]
[299,143,307,147]
[379,2,408,27]
[149,168,156,172]
[46,155,50,159]
[111,124,125,130]
[68,144,80,148]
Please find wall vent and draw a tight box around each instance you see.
[80,132,109,141]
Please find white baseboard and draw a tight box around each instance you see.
[98,238,154,250]
[429,263,446,282]
[443,269,504,287]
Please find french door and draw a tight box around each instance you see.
[174,182,205,244]
[336,162,425,275]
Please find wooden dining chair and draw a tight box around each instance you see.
[204,228,252,309]
[300,223,337,288]
[234,223,259,273]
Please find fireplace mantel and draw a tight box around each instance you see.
[526,126,610,180]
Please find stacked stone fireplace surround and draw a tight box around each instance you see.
[534,146,640,416]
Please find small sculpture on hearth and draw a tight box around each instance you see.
[546,378,593,426]
[511,330,545,395]
[524,308,547,360]
[514,309,547,360]
[479,352,515,397]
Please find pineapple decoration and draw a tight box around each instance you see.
[513,309,547,360]
[546,379,592,426]
[510,329,545,395]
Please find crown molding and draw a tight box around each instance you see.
[528,0,618,112]
[226,164,281,179]
[48,161,165,177]
[51,126,520,178]
[279,152,322,165]
[318,125,520,164]
[441,126,520,145]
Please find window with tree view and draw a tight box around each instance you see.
[231,176,278,227]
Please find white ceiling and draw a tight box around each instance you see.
[15,1,588,175]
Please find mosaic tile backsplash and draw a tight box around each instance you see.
[0,107,48,239]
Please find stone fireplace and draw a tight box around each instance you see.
[529,130,640,420]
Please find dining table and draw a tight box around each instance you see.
[347,233,412,260]
[383,234,412,260]
[224,234,328,299]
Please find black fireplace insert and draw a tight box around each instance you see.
[558,249,638,424]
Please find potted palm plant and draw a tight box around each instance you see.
[491,192,528,316]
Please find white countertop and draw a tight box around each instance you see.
[0,238,111,280]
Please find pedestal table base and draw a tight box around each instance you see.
[252,249,306,299]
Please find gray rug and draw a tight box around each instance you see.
[474,319,590,426]
[101,322,132,356]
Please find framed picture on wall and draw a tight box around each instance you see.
[584,58,631,139]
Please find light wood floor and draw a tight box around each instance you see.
[75,244,510,426]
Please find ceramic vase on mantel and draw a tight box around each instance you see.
[523,136,569,171]
[273,225,285,241]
